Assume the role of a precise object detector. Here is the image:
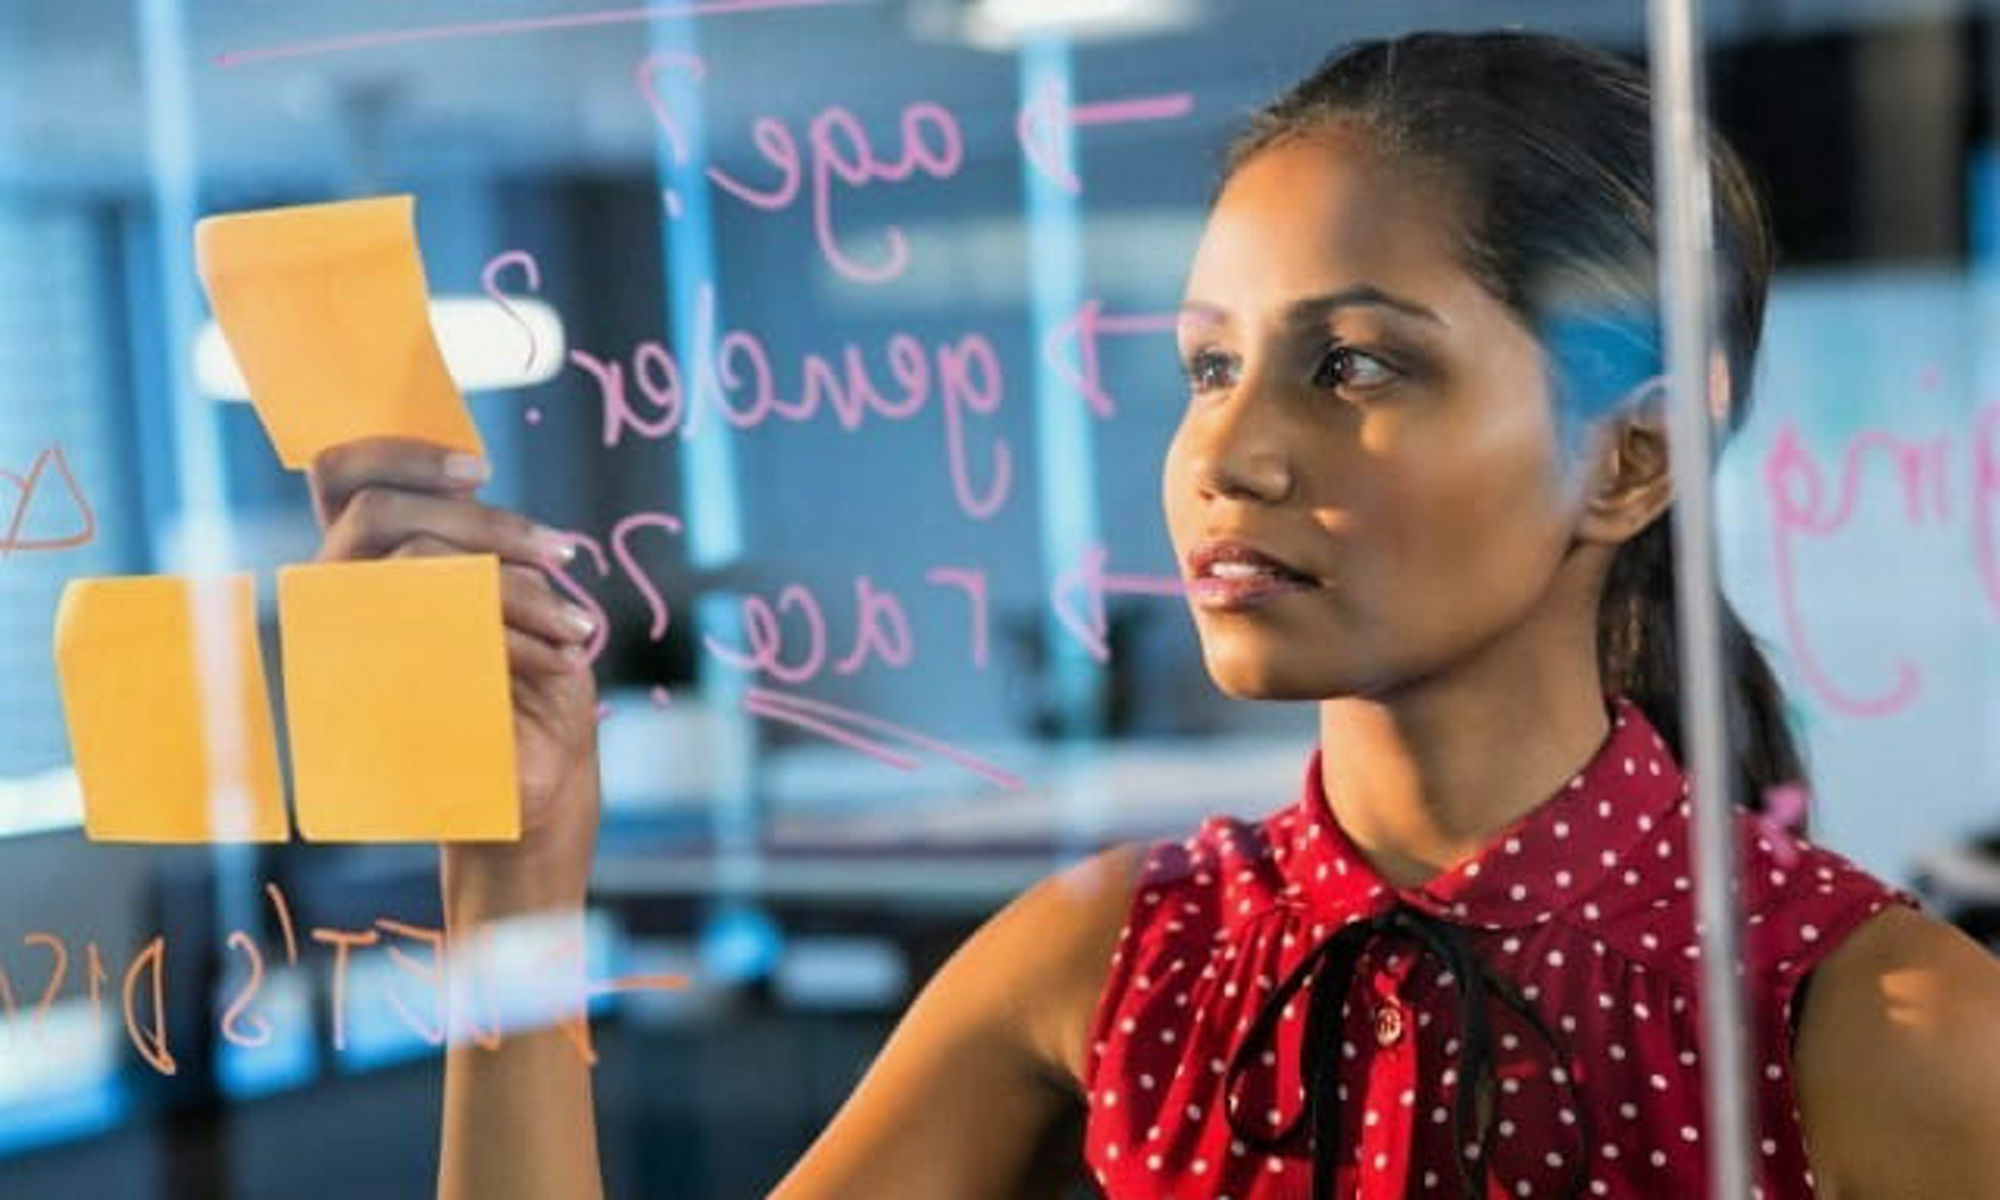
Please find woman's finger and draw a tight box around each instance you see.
[386,536,592,671]
[321,488,572,569]
[506,626,588,679]
[308,437,489,528]
[500,565,597,647]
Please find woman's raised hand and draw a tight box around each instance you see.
[306,436,601,909]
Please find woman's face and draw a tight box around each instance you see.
[1164,126,1600,701]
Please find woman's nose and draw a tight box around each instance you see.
[1187,385,1297,504]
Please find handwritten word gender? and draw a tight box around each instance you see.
[565,284,1188,523]
[569,281,1010,521]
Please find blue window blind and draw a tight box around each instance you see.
[0,199,134,779]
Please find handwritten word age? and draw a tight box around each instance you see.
[633,51,1194,284]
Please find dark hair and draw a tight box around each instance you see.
[1222,30,1802,819]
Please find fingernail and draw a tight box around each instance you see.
[530,526,576,564]
[562,644,591,668]
[443,453,490,484]
[560,605,596,638]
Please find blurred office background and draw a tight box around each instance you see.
[3,0,2000,1195]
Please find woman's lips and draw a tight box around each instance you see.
[1187,570,1319,611]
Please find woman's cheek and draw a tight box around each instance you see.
[1160,430,1199,549]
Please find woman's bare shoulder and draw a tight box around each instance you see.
[767,841,1153,1199]
[1002,840,1153,1092]
[1794,903,2000,1197]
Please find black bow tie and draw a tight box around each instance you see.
[1221,904,1591,1199]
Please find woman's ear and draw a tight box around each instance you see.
[1573,374,1671,547]
[1577,411,1673,546]
[1574,350,1732,546]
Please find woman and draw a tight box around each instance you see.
[309,28,2000,1199]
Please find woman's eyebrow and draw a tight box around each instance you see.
[1177,301,1229,332]
[1177,286,1448,333]
[1287,285,1448,328]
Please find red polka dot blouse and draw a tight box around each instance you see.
[1081,693,1921,1198]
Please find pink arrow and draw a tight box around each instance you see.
[1044,298,1180,419]
[1017,80,1195,194]
[1050,543,1185,661]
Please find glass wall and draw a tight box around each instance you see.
[0,0,1993,1196]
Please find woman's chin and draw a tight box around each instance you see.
[1202,651,1331,702]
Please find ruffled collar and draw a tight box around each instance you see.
[1285,692,1689,931]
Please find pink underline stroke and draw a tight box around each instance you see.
[746,686,1026,791]
[1068,93,1194,127]
[742,694,924,772]
[214,0,857,68]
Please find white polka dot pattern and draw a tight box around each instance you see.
[1079,694,1924,1198]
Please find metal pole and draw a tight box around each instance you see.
[1646,1,1754,1197]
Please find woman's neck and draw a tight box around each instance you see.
[1316,679,1615,890]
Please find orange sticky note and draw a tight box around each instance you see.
[194,195,484,470]
[52,575,290,843]
[277,555,519,842]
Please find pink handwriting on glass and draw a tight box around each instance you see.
[1016,79,1194,195]
[546,525,1178,687]
[481,249,544,374]
[634,51,1193,284]
[565,289,1189,522]
[1763,392,2000,717]
[545,513,991,686]
[568,281,1011,521]
[1043,299,1182,420]
[0,443,95,557]
[0,882,686,1076]
[543,524,1174,786]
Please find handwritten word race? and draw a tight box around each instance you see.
[545,520,1180,787]
[548,516,998,685]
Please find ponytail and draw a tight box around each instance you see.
[1599,514,1809,826]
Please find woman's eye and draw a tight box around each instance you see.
[1181,349,1238,392]
[1311,345,1396,391]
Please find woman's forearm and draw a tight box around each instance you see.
[438,980,603,1200]
[437,783,604,1200]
